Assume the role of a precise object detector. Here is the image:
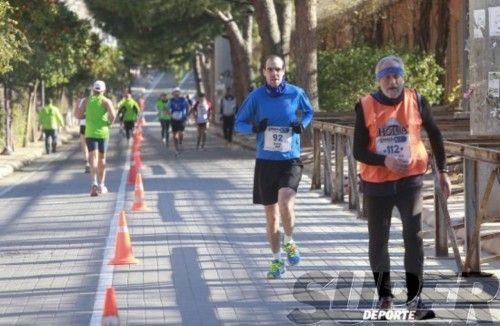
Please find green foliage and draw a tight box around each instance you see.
[85,0,223,69]
[0,88,29,149]
[0,0,29,75]
[12,97,27,148]
[447,79,461,104]
[317,46,444,111]
[8,0,94,87]
[89,45,129,92]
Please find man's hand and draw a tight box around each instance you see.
[252,118,268,133]
[438,172,451,200]
[384,156,410,176]
[291,122,302,134]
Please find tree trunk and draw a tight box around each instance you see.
[24,82,37,147]
[435,1,450,70]
[193,54,204,95]
[213,9,253,106]
[252,0,282,70]
[201,49,214,103]
[242,9,254,91]
[227,33,246,106]
[30,80,39,142]
[417,0,432,51]
[294,0,318,147]
[275,0,293,70]
[2,85,14,155]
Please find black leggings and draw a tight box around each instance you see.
[124,121,135,140]
[222,116,234,142]
[43,129,57,154]
[160,120,170,141]
[365,187,424,302]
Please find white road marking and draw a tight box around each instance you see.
[89,73,165,325]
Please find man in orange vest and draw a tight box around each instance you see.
[353,55,450,320]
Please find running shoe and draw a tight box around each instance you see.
[90,184,98,197]
[377,296,393,320]
[284,241,301,266]
[406,297,435,320]
[98,185,108,194]
[267,259,285,279]
[85,164,90,173]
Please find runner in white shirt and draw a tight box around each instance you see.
[190,93,213,150]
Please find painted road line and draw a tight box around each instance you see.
[89,74,164,325]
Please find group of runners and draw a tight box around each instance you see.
[70,53,450,320]
[72,83,225,196]
[156,87,236,155]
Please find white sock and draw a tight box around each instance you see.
[284,235,293,245]
[273,252,281,260]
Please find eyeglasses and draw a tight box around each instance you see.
[265,67,283,72]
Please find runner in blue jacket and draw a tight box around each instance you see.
[169,87,190,155]
[235,54,314,279]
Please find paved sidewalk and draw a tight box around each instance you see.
[0,127,79,179]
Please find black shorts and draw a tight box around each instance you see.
[80,125,86,135]
[171,120,185,132]
[86,138,109,154]
[253,158,303,205]
[197,122,207,128]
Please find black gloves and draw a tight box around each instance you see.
[252,118,268,133]
[291,122,302,134]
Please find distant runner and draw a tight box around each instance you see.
[191,93,213,150]
[117,93,140,140]
[220,87,237,147]
[168,87,189,156]
[38,98,65,154]
[156,93,171,147]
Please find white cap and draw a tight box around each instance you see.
[93,80,106,92]
[172,87,181,93]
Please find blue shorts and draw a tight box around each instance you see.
[86,138,109,153]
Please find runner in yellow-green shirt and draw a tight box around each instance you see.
[75,80,116,197]
[156,93,171,147]
[38,99,64,154]
[118,93,140,140]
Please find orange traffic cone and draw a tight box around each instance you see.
[133,151,142,170]
[128,160,137,185]
[133,133,142,146]
[109,211,139,265]
[102,287,120,326]
[133,128,144,142]
[132,173,148,211]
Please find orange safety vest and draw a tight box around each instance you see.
[359,88,428,183]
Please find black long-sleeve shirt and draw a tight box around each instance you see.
[353,89,447,196]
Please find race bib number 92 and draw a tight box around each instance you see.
[264,126,292,152]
